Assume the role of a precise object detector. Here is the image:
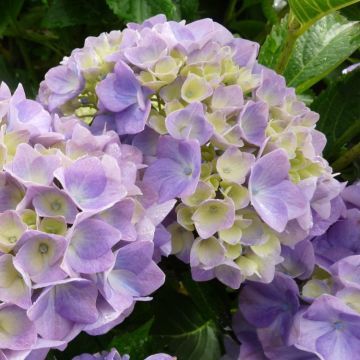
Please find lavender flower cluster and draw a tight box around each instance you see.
[38,14,343,289]
[0,82,173,359]
[1,12,358,360]
[225,184,360,360]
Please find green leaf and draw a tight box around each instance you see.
[283,13,360,93]
[110,319,154,360]
[0,0,24,36]
[106,0,177,23]
[229,20,266,39]
[150,286,222,360]
[258,14,288,69]
[42,0,116,28]
[262,0,280,24]
[311,69,360,160]
[288,0,360,29]
[179,0,199,21]
[181,274,231,330]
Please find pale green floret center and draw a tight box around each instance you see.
[51,200,62,211]
[185,90,194,98]
[209,205,218,213]
[333,321,344,331]
[38,243,49,254]
[7,236,17,244]
[184,167,193,176]
[222,167,231,174]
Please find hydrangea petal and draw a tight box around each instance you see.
[0,304,37,351]
[216,147,255,184]
[192,198,235,238]
[165,102,213,145]
[65,218,121,273]
[55,155,127,212]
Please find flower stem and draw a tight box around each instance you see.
[332,141,360,172]
[275,12,301,74]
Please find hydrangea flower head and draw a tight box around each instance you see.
[37,14,343,288]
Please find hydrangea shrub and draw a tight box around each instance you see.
[38,14,343,290]
[0,4,359,360]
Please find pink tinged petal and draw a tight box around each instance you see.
[5,144,60,186]
[249,149,307,232]
[0,254,31,309]
[211,85,244,112]
[191,237,226,268]
[95,199,137,242]
[66,218,121,273]
[0,304,37,350]
[256,70,286,107]
[45,64,82,95]
[32,186,78,224]
[14,231,67,284]
[0,173,24,211]
[239,101,268,146]
[232,38,259,67]
[55,155,127,212]
[8,99,51,136]
[192,198,235,238]
[165,102,213,145]
[124,32,168,69]
[216,147,255,184]
[186,19,233,48]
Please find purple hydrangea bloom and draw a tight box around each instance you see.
[36,14,342,289]
[294,295,360,360]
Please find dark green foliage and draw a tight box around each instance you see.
[1,1,359,359]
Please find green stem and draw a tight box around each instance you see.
[224,0,238,24]
[327,119,360,160]
[332,141,360,172]
[275,12,301,74]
